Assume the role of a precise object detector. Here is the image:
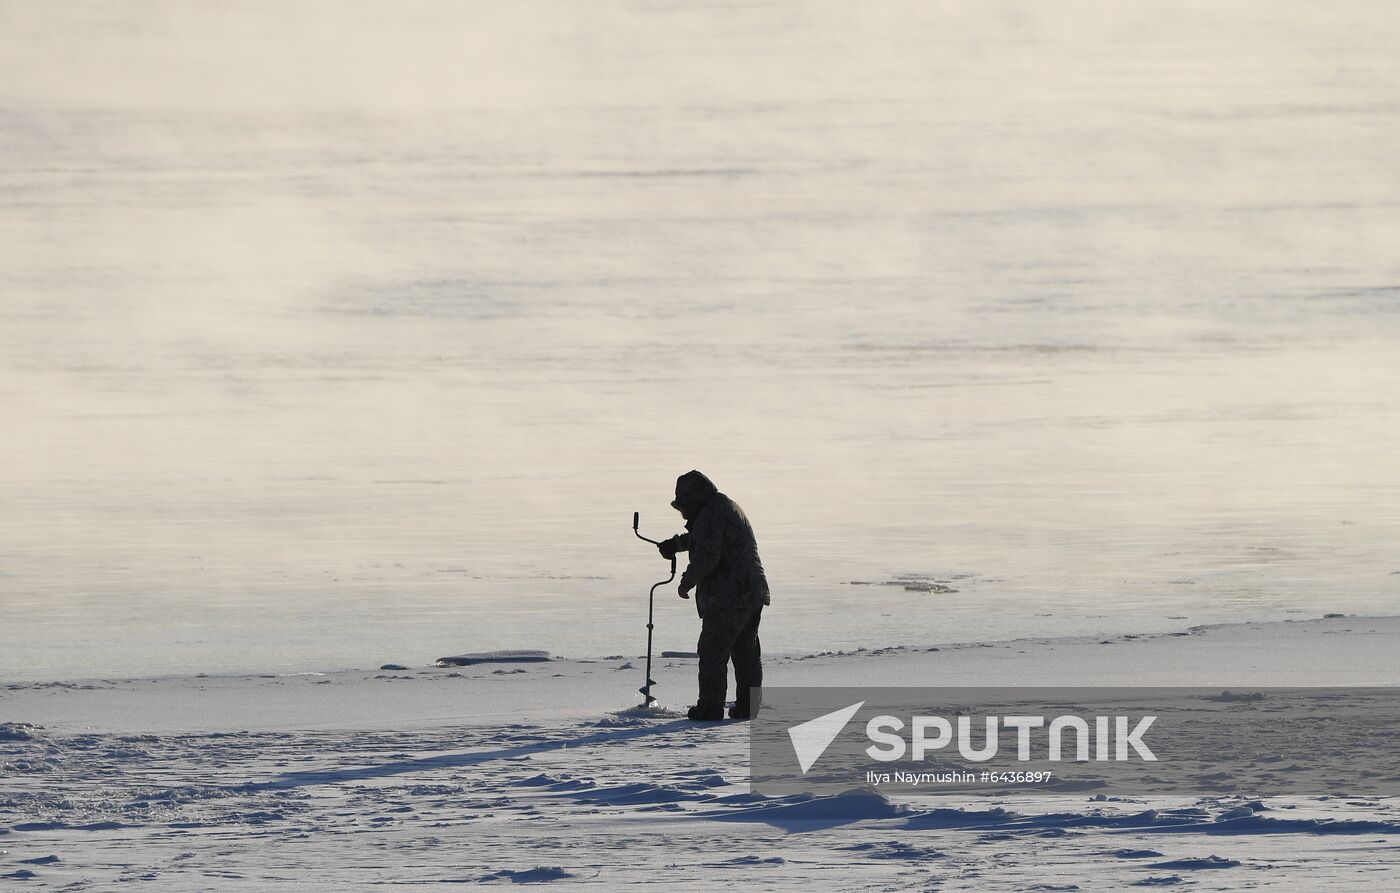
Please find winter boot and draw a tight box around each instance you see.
[687,701,723,721]
[729,687,760,720]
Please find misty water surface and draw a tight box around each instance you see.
[2,1,1398,680]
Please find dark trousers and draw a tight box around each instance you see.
[697,601,763,709]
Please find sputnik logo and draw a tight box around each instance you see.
[786,701,865,774]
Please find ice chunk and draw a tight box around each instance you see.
[435,650,551,667]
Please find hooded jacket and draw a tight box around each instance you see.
[671,470,770,616]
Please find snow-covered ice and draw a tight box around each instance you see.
[3,616,1397,889]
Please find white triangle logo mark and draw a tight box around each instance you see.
[786,701,865,774]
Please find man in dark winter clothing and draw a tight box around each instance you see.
[657,471,770,722]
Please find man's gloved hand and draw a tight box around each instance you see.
[657,535,681,561]
[678,580,693,600]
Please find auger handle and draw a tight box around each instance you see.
[632,511,666,547]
